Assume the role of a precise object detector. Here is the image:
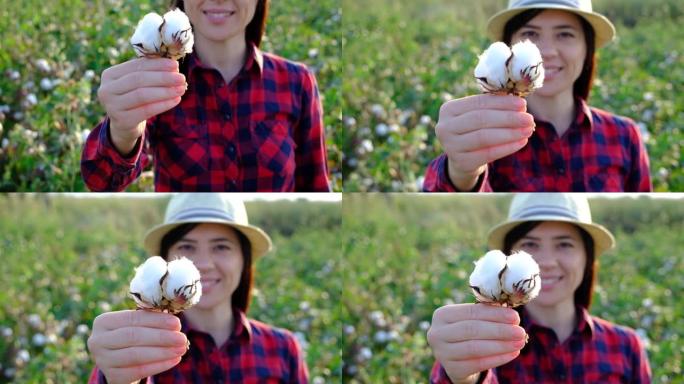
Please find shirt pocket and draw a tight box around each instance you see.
[248,120,297,182]
[585,164,625,191]
[157,123,210,178]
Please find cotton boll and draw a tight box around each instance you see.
[131,12,164,58]
[160,9,194,60]
[469,250,507,303]
[474,42,512,93]
[501,250,540,306]
[129,256,167,309]
[510,40,544,96]
[163,257,202,312]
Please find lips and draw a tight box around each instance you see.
[541,276,562,290]
[543,65,562,79]
[202,9,236,24]
[201,278,220,291]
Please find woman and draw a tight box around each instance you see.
[423,0,651,192]
[82,0,330,192]
[426,193,651,383]
[87,194,308,383]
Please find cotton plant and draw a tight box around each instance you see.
[129,256,202,314]
[474,40,544,97]
[131,9,194,60]
[469,250,541,308]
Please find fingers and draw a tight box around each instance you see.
[450,138,529,172]
[433,304,520,326]
[447,127,534,153]
[100,327,187,349]
[117,86,187,111]
[118,97,183,125]
[93,310,181,332]
[441,339,526,361]
[107,346,188,368]
[107,71,186,95]
[106,357,182,384]
[440,94,526,118]
[449,110,535,135]
[431,321,527,343]
[102,58,179,82]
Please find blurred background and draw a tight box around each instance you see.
[0,0,342,191]
[341,194,684,383]
[340,0,684,191]
[0,193,342,383]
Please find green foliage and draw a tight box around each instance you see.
[0,195,341,382]
[0,0,342,191]
[341,0,684,191]
[341,194,684,383]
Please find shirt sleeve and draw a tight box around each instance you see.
[430,362,496,384]
[624,122,652,192]
[629,331,652,383]
[87,367,107,384]
[286,333,309,383]
[293,66,330,192]
[80,117,151,192]
[422,154,491,192]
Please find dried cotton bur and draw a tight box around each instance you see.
[469,250,541,307]
[474,40,544,97]
[131,9,194,60]
[129,256,202,314]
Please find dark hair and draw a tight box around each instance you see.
[502,221,596,309]
[168,0,270,47]
[160,223,254,313]
[502,9,597,100]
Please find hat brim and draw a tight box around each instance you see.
[487,217,615,256]
[143,219,272,259]
[486,5,616,48]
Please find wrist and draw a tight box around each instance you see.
[446,158,485,191]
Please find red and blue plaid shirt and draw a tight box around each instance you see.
[88,309,308,384]
[423,99,652,192]
[81,43,330,192]
[430,306,652,384]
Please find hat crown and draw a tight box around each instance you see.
[508,0,593,12]
[164,193,249,226]
[508,193,593,224]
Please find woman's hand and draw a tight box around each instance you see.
[87,310,188,384]
[427,303,527,383]
[97,58,187,155]
[435,94,535,190]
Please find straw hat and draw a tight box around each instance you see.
[487,0,616,48]
[143,194,272,258]
[487,193,615,256]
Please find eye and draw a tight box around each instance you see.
[177,244,195,252]
[558,241,575,249]
[520,30,539,39]
[518,241,538,250]
[215,244,232,251]
[558,31,575,39]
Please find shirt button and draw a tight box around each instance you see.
[557,167,565,175]
[227,143,236,158]
[229,179,237,189]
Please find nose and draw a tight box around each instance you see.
[536,37,559,61]
[530,247,557,269]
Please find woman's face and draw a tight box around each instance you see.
[511,9,587,98]
[168,223,244,311]
[512,221,586,309]
[183,0,258,44]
